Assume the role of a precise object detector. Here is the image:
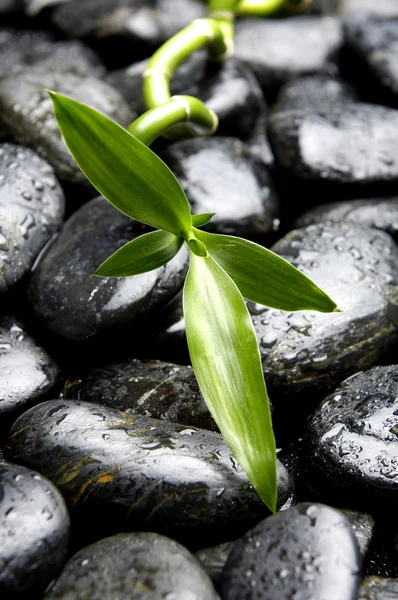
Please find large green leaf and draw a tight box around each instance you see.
[183,252,277,512]
[94,229,183,277]
[194,229,338,312]
[191,213,215,228]
[49,92,192,237]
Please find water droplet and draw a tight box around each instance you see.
[21,191,32,201]
[14,474,23,482]
[41,507,53,520]
[0,232,8,251]
[0,343,11,351]
[216,487,225,497]
[261,331,278,348]
[19,214,36,239]
[81,559,90,567]
[279,568,289,579]
[102,434,110,441]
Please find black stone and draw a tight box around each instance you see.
[0,69,131,185]
[28,196,189,341]
[250,222,398,406]
[234,16,342,92]
[44,532,219,600]
[358,576,398,599]
[268,103,398,185]
[5,399,292,547]
[341,510,375,559]
[0,460,70,599]
[221,503,360,600]
[0,316,59,417]
[0,28,105,78]
[303,365,398,511]
[294,197,398,242]
[195,541,233,585]
[0,143,64,292]
[63,358,217,431]
[0,0,23,15]
[274,75,358,113]
[161,137,279,240]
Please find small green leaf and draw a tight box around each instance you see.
[48,92,192,237]
[94,229,183,277]
[194,229,338,312]
[183,252,277,512]
[192,213,215,228]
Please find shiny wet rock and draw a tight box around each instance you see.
[28,196,189,340]
[195,541,233,585]
[44,532,219,600]
[0,316,59,417]
[269,103,398,184]
[63,358,217,431]
[274,75,358,113]
[0,143,64,292]
[250,222,398,404]
[5,399,292,546]
[0,69,131,184]
[161,137,279,239]
[0,461,70,599]
[221,503,360,600]
[234,16,342,91]
[304,365,398,510]
[294,197,398,241]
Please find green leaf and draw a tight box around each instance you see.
[192,213,215,228]
[48,92,192,237]
[93,229,183,277]
[183,252,277,512]
[194,229,338,312]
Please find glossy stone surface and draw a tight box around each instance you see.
[221,503,360,600]
[44,532,219,600]
[0,69,131,184]
[195,541,233,584]
[0,316,59,416]
[0,143,64,293]
[295,197,398,241]
[28,196,188,340]
[5,399,292,546]
[268,103,398,184]
[344,16,398,99]
[340,0,398,16]
[341,510,375,559]
[358,576,398,599]
[161,137,279,239]
[274,75,358,113]
[235,16,342,90]
[0,28,105,78]
[304,365,398,510]
[0,461,70,598]
[250,222,398,403]
[63,358,217,431]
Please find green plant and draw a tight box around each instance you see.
[49,0,337,513]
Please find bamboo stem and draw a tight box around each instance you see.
[236,0,310,16]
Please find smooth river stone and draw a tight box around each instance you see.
[340,0,398,17]
[0,69,131,184]
[0,143,64,293]
[0,28,105,78]
[304,365,398,511]
[358,576,398,599]
[28,196,188,340]
[294,197,398,242]
[234,16,342,92]
[0,461,70,598]
[44,532,219,600]
[250,222,398,404]
[4,400,292,547]
[0,316,59,417]
[63,359,217,431]
[161,137,279,239]
[221,503,360,600]
[274,75,358,113]
[268,103,398,185]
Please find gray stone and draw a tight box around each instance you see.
[358,576,398,599]
[195,541,233,584]
[44,532,219,600]
[161,137,279,239]
[304,365,398,510]
[0,461,70,598]
[274,75,358,113]
[0,143,64,292]
[341,510,375,559]
[294,197,398,242]
[0,0,23,14]
[0,69,131,184]
[250,222,398,403]
[234,16,342,91]
[5,399,293,547]
[268,103,398,184]
[28,196,189,340]
[0,316,59,417]
[63,358,217,431]
[339,0,398,17]
[221,503,360,600]
[0,28,105,78]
